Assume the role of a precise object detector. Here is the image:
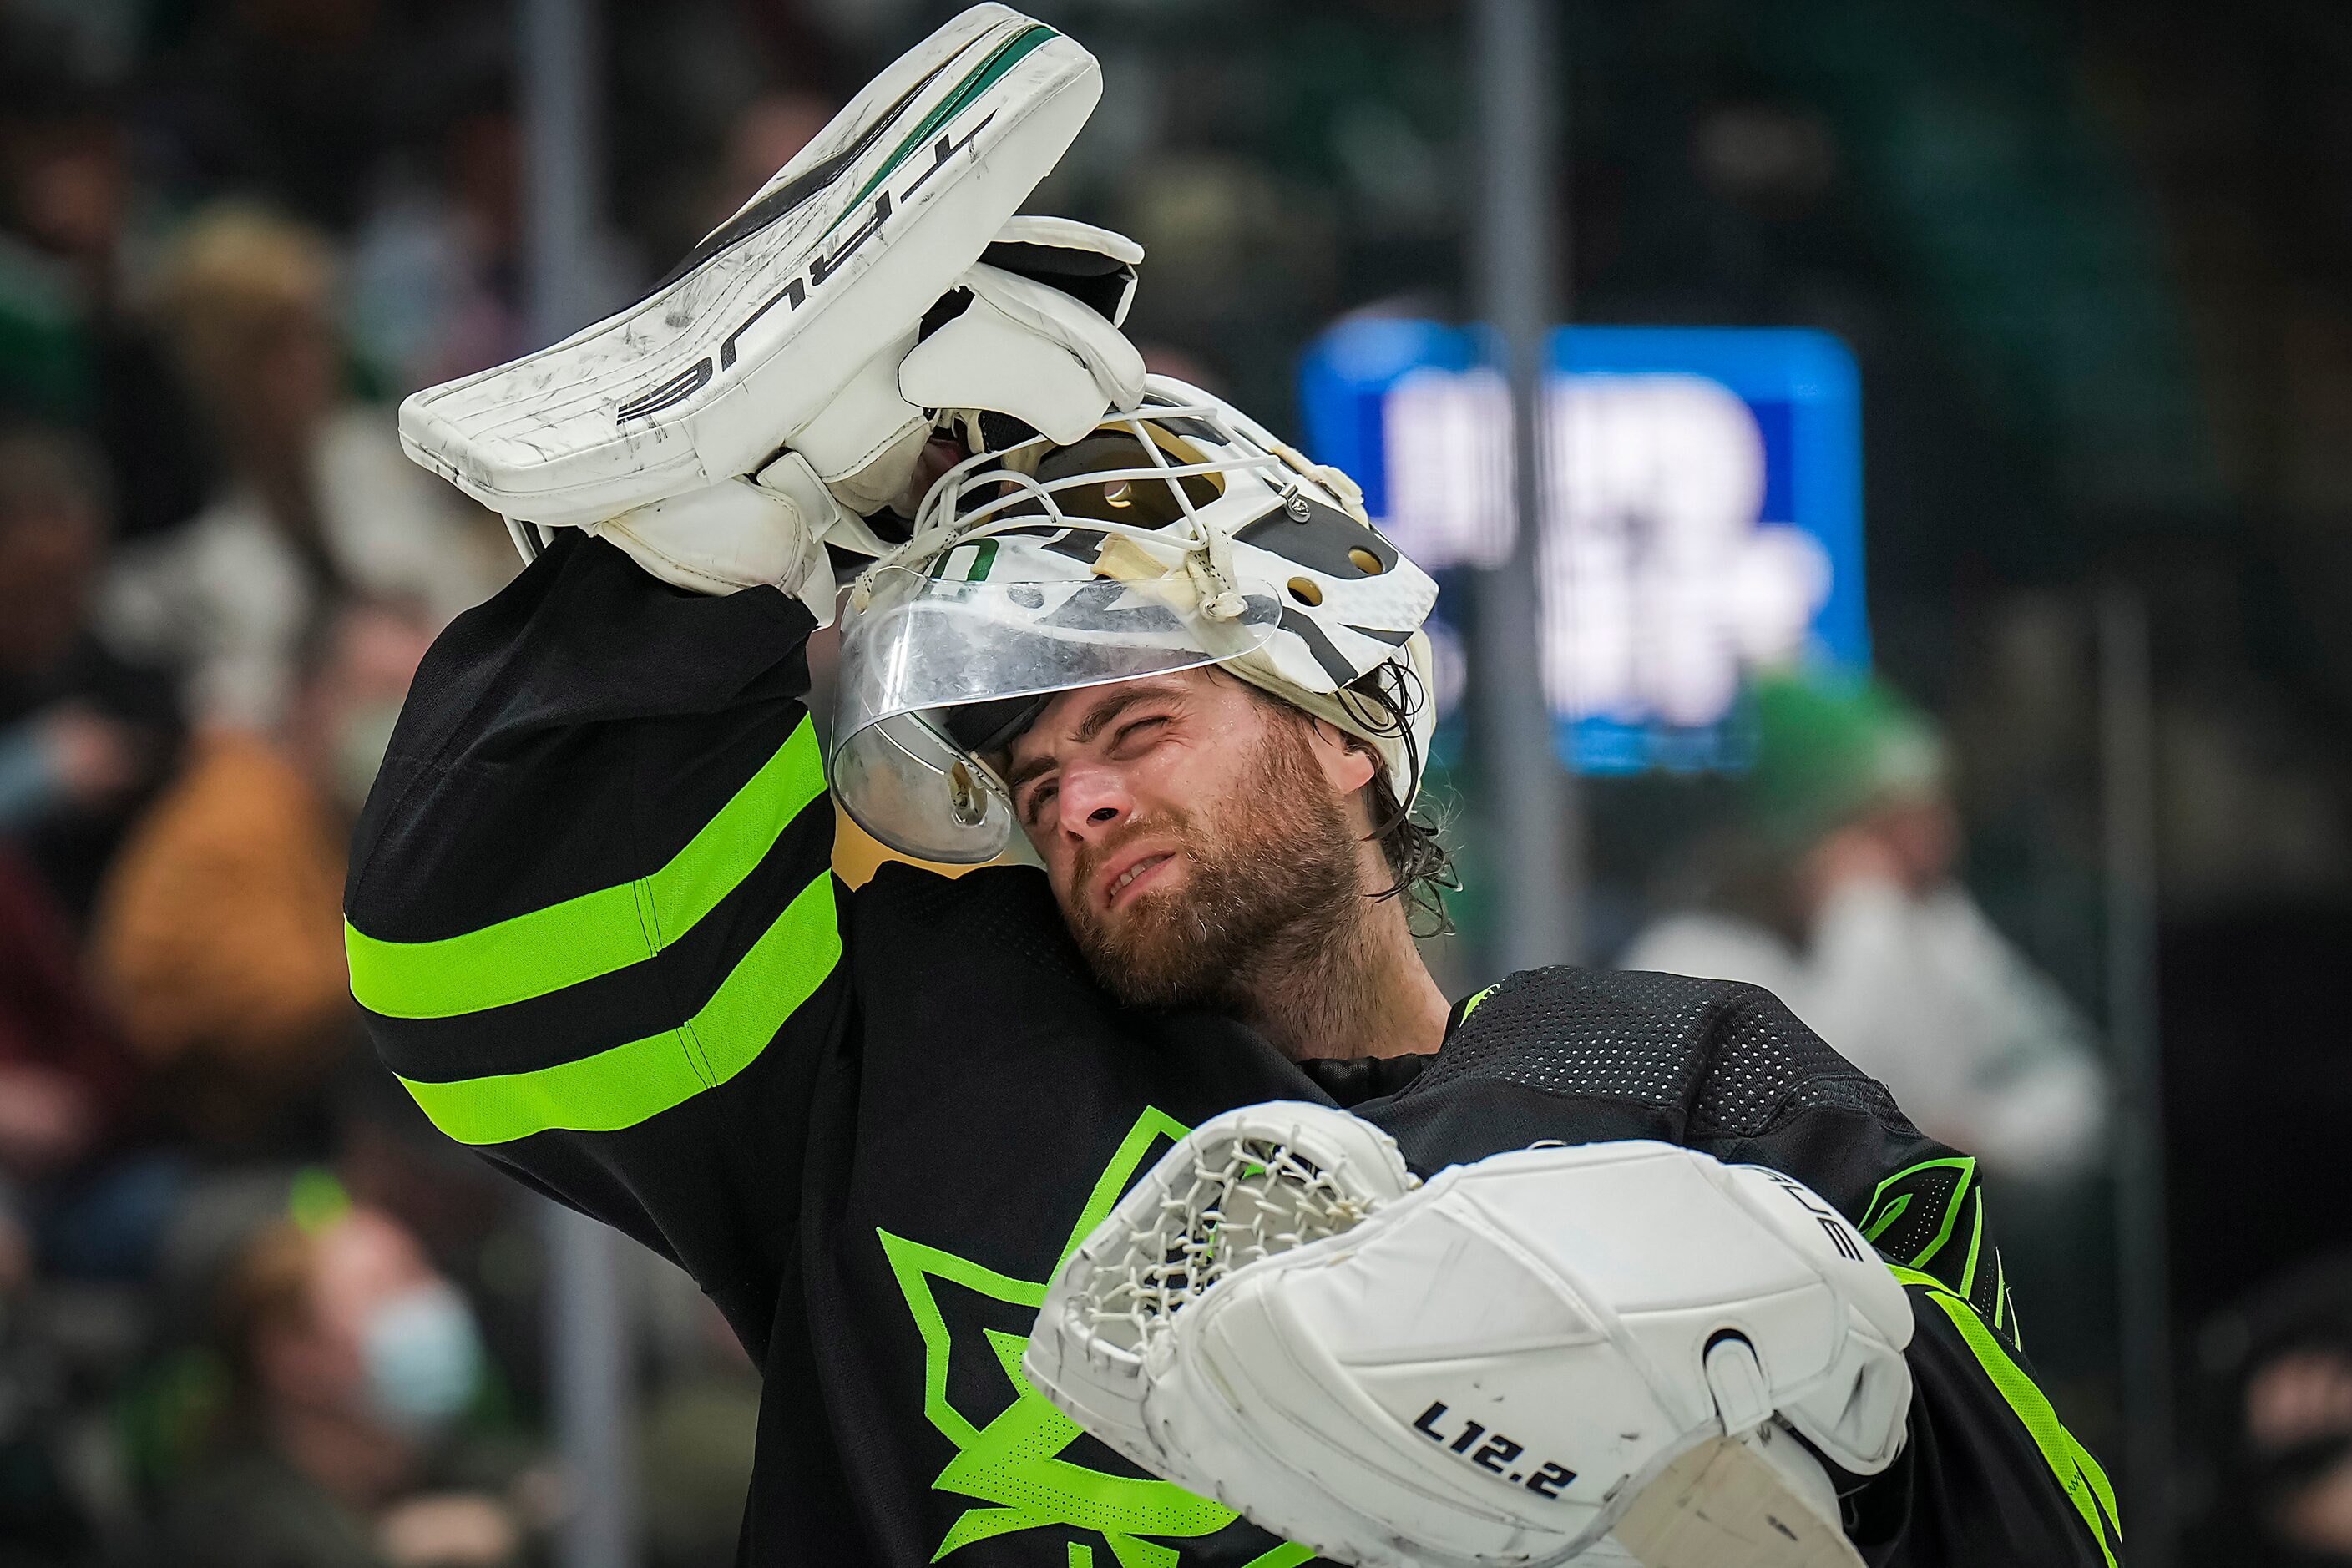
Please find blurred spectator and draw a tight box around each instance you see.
[347,81,528,397]
[2202,1257,2352,1564]
[163,1198,531,1568]
[148,0,401,234]
[0,420,180,923]
[92,599,432,1152]
[605,85,832,323]
[0,847,133,1179]
[0,845,139,1255]
[349,52,640,393]
[346,43,638,400]
[0,45,215,541]
[102,205,505,731]
[0,62,124,420]
[635,1262,760,1568]
[0,1191,112,1562]
[1621,671,2110,1183]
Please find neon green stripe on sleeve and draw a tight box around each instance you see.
[2070,1429,2120,1545]
[347,719,826,1019]
[1890,1265,2121,1565]
[396,872,841,1146]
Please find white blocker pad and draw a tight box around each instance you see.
[790,216,1147,517]
[398,5,1099,529]
[899,260,1146,443]
[1024,1106,1914,1568]
[584,453,840,613]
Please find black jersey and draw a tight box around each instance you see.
[346,534,2121,1567]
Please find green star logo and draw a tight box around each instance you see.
[878,1106,1314,1568]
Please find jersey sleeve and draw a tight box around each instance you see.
[343,533,848,1357]
[1688,989,2123,1566]
[1847,1161,2123,1566]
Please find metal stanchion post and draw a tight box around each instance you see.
[519,2,640,1564]
[1472,0,1582,972]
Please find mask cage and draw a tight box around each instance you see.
[852,398,1298,615]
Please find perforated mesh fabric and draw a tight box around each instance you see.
[1861,1161,1973,1268]
[1406,965,1911,1140]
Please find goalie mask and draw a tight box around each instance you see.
[830,377,1441,863]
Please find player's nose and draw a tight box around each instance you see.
[1055,760,1132,839]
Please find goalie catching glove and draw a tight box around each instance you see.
[1022,1104,1915,1568]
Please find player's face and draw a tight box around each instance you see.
[1001,669,1378,1007]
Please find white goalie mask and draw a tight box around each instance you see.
[831,377,1441,863]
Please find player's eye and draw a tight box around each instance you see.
[1020,780,1058,827]
[1111,716,1170,753]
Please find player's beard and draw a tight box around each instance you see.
[1062,716,1366,1011]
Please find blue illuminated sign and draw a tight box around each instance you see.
[1297,321,1866,773]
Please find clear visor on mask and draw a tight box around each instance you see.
[831,562,1278,862]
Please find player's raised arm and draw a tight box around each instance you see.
[343,534,840,1353]
[341,4,1146,1354]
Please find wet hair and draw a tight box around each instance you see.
[1240,662,1458,937]
[1336,660,1459,937]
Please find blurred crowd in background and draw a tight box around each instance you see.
[2,0,2352,1564]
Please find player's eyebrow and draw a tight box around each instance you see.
[1003,682,1185,796]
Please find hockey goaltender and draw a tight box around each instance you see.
[346,8,2120,1566]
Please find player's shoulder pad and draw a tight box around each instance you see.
[1409,964,1904,1140]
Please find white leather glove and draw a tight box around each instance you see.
[784,215,1148,522]
[571,215,1148,615]
[901,253,1148,443]
[1024,1105,1914,1568]
[585,455,842,618]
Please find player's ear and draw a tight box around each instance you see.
[1304,718,1378,797]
